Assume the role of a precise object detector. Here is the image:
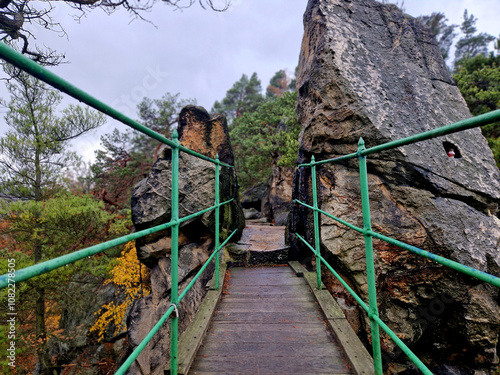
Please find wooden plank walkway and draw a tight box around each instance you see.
[189,266,353,374]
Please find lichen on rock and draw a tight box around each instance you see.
[289,0,500,371]
[126,105,244,375]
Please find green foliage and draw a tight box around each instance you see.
[453,53,500,167]
[89,92,197,208]
[90,128,152,208]
[0,192,127,373]
[0,193,119,262]
[230,91,300,189]
[212,73,264,121]
[266,69,290,98]
[135,91,196,150]
[454,10,495,69]
[0,68,106,200]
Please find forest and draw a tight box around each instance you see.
[1,2,500,374]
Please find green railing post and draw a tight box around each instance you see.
[170,130,180,375]
[311,156,322,290]
[358,138,383,374]
[214,155,221,291]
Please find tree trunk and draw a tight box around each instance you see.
[33,125,51,374]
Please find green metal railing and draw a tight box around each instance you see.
[295,109,500,374]
[0,42,237,375]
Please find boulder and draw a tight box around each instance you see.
[243,207,261,220]
[127,106,245,375]
[240,182,267,211]
[261,165,294,226]
[289,0,500,371]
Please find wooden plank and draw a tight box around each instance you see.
[190,372,351,375]
[223,290,313,300]
[207,321,329,332]
[203,323,336,344]
[228,268,291,278]
[216,301,319,313]
[205,262,227,291]
[165,264,227,375]
[326,319,374,375]
[226,283,311,295]
[189,266,355,375]
[212,311,325,323]
[315,289,346,319]
[217,295,315,304]
[303,269,327,290]
[299,270,374,375]
[196,340,345,358]
[190,355,350,374]
[228,275,306,286]
[288,260,305,277]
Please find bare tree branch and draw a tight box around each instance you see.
[0,0,230,65]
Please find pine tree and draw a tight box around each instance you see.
[454,10,495,69]
[212,73,264,121]
[417,12,457,61]
[453,53,500,167]
[0,66,105,374]
[266,70,290,98]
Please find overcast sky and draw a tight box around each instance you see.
[1,0,499,163]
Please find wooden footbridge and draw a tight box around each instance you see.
[1,42,500,375]
[180,262,372,375]
[175,224,372,374]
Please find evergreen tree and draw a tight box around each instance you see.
[266,69,290,98]
[454,10,495,69]
[90,129,152,209]
[453,53,500,167]
[0,66,105,374]
[134,92,197,156]
[90,92,196,209]
[230,91,300,189]
[212,73,264,121]
[0,193,124,373]
[0,68,106,200]
[417,12,457,61]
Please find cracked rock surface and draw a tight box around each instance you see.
[127,106,244,375]
[289,0,500,371]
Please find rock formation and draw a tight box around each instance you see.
[127,106,244,375]
[289,0,500,372]
[262,165,294,226]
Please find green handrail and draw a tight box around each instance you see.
[298,108,500,168]
[296,115,500,374]
[0,42,238,375]
[0,43,232,168]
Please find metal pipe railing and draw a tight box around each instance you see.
[0,42,238,375]
[0,43,232,168]
[295,116,500,374]
[298,108,500,168]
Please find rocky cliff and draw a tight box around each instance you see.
[127,106,244,375]
[289,0,500,372]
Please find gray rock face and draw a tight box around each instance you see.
[289,0,500,371]
[127,106,244,375]
[240,182,267,211]
[262,165,294,226]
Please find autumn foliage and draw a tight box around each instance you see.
[90,242,151,342]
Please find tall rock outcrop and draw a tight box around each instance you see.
[289,0,500,372]
[127,106,244,375]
